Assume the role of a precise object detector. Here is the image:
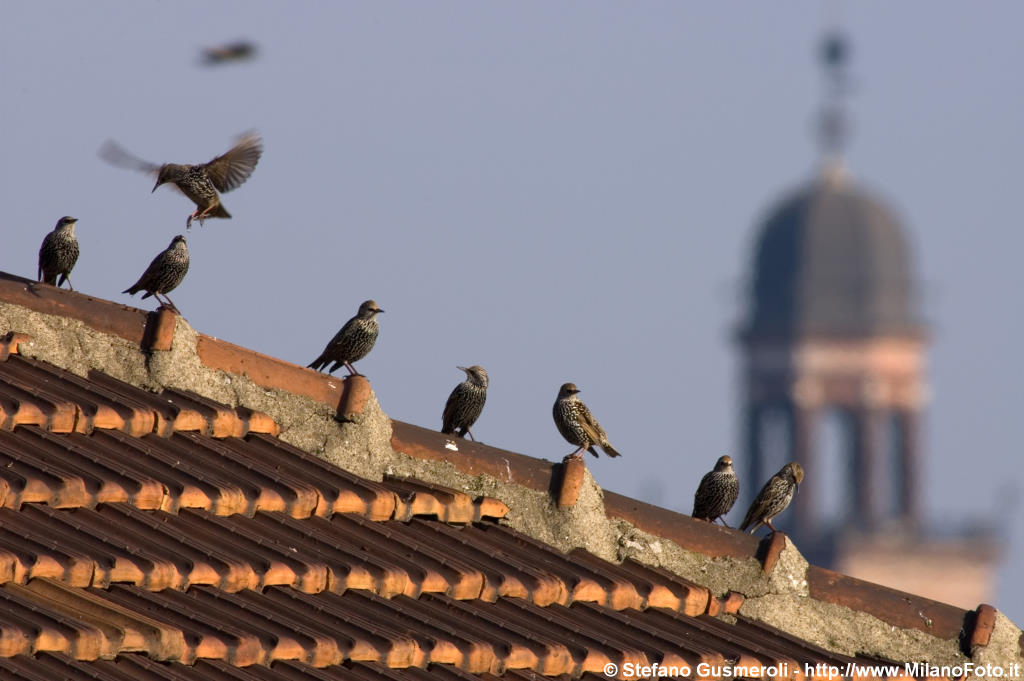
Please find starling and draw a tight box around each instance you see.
[308,300,384,376]
[122,235,190,312]
[37,216,80,290]
[739,462,805,535]
[201,40,258,65]
[441,365,489,441]
[692,455,740,526]
[553,382,621,461]
[99,132,263,228]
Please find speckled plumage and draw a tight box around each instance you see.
[38,216,79,289]
[552,382,621,461]
[442,365,488,440]
[692,455,739,525]
[100,133,263,228]
[122,235,190,312]
[308,300,384,376]
[739,462,804,534]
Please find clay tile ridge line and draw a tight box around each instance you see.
[0,273,152,346]
[0,274,353,414]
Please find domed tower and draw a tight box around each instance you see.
[739,33,926,547]
[740,168,927,543]
[736,33,998,608]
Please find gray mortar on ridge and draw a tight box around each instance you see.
[3,299,1022,671]
[740,594,968,668]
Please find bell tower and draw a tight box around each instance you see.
[735,33,998,608]
[738,32,927,546]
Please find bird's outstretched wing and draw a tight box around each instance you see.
[98,139,160,174]
[204,132,263,192]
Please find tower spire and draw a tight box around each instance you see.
[817,31,852,175]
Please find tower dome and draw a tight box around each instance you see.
[742,166,923,339]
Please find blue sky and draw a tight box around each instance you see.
[3,2,1021,621]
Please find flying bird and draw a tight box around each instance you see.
[201,40,258,65]
[739,462,804,535]
[38,216,80,290]
[122,235,190,312]
[308,300,384,377]
[552,382,621,460]
[441,365,489,441]
[692,455,739,526]
[99,132,263,228]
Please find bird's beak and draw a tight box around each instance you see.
[376,308,385,314]
[457,366,467,372]
[151,180,161,193]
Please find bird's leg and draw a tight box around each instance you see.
[344,362,363,377]
[186,213,194,230]
[764,520,778,534]
[64,277,75,292]
[718,519,732,529]
[159,294,180,314]
[465,429,476,442]
[563,447,585,461]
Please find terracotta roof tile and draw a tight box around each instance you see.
[0,356,279,439]
[0,367,507,523]
[1,577,899,677]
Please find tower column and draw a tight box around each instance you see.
[852,407,883,530]
[788,398,818,539]
[897,409,922,527]
[743,402,764,504]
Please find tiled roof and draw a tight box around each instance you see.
[0,352,892,678]
[0,272,1019,680]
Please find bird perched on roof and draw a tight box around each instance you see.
[692,455,739,526]
[122,235,190,312]
[308,300,384,377]
[99,132,263,229]
[441,365,489,441]
[739,462,804,535]
[553,383,621,461]
[37,216,80,290]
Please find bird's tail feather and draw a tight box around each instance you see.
[601,443,622,458]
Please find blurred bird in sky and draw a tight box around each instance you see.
[201,40,258,65]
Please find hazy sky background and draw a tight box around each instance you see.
[3,2,1022,621]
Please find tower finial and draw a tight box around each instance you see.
[817,30,852,164]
